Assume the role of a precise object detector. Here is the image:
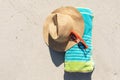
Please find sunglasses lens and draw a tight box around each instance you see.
[70,34,76,40]
[78,42,86,49]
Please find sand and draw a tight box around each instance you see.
[0,0,120,80]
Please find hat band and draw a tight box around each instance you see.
[70,30,88,49]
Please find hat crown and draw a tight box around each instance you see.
[49,13,73,42]
[43,6,84,51]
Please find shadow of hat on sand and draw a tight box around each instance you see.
[49,47,65,67]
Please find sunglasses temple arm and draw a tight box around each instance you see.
[70,31,88,49]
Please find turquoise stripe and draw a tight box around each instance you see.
[65,58,90,61]
[85,41,92,44]
[69,44,92,47]
[65,53,91,56]
[67,43,92,48]
[66,54,91,57]
[65,55,91,59]
[83,38,91,40]
[65,58,91,61]
[66,49,92,53]
[77,8,93,15]
[82,14,93,36]
[65,52,91,56]
[65,55,91,58]
[65,57,91,60]
[65,59,90,62]
[83,35,91,37]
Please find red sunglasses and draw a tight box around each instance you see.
[70,31,88,49]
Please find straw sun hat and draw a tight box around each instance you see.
[43,6,84,51]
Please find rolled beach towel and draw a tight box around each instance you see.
[64,8,94,73]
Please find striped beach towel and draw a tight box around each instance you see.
[64,8,94,73]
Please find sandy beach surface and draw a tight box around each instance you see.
[0,0,120,80]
